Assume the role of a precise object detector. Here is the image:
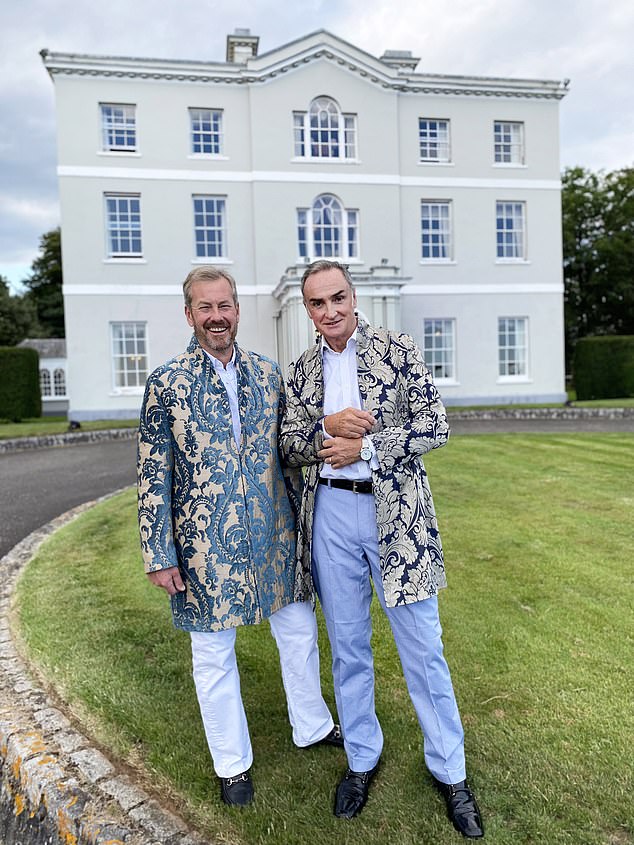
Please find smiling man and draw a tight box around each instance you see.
[280,259,484,838]
[137,265,342,808]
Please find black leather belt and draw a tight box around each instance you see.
[318,477,373,494]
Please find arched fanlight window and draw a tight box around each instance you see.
[293,97,357,160]
[53,368,67,396]
[40,369,52,397]
[297,194,359,261]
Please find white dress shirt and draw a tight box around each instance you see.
[206,349,240,448]
[320,330,376,481]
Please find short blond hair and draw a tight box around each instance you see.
[182,266,239,308]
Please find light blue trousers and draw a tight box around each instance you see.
[312,483,466,784]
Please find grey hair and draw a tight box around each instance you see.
[182,265,239,308]
[300,259,354,296]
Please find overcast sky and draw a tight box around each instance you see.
[1,0,633,292]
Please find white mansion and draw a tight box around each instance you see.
[42,28,569,420]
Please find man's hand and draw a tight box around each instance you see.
[147,566,186,596]
[324,407,375,438]
[319,436,364,469]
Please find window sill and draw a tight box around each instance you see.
[494,259,530,265]
[290,157,361,165]
[188,154,229,161]
[97,150,140,157]
[496,376,532,384]
[104,257,146,264]
[420,259,456,265]
[42,395,69,401]
[434,378,459,386]
[492,162,527,168]
[109,388,145,396]
[298,257,363,265]
[191,257,233,265]
[417,160,454,166]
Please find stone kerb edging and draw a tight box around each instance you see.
[0,427,138,454]
[2,406,633,455]
[0,493,209,845]
[447,406,634,420]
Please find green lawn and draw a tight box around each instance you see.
[0,417,139,439]
[12,433,634,845]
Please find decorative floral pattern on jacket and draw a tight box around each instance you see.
[279,319,449,607]
[137,335,305,632]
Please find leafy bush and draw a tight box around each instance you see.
[573,335,634,399]
[0,347,41,420]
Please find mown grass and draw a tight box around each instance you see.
[0,417,139,439]
[12,434,634,845]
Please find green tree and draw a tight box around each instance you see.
[562,166,634,368]
[22,227,65,337]
[601,168,634,334]
[0,276,40,345]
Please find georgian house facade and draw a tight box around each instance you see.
[42,29,569,420]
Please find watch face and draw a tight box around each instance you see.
[360,446,372,461]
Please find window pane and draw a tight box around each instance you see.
[495,201,525,259]
[105,194,142,256]
[309,97,342,158]
[313,194,343,257]
[423,319,455,379]
[190,108,223,155]
[101,104,136,151]
[40,369,52,396]
[293,112,306,157]
[111,322,148,388]
[419,119,450,162]
[192,195,226,258]
[346,209,359,258]
[343,114,357,159]
[53,368,66,396]
[494,121,524,164]
[498,317,528,376]
[421,201,452,259]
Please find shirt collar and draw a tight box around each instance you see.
[321,328,358,356]
[204,348,237,372]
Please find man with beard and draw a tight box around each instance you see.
[137,265,342,808]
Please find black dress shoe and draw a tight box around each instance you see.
[334,762,380,818]
[433,778,484,838]
[305,724,344,749]
[220,770,254,807]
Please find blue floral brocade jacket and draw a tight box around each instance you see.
[279,319,449,608]
[137,336,304,632]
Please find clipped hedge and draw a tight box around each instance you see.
[573,335,634,400]
[0,347,41,420]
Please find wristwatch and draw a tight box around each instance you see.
[360,437,372,462]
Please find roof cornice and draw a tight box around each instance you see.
[40,32,569,100]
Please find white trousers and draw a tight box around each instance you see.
[191,600,334,778]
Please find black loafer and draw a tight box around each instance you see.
[220,770,254,807]
[305,724,344,749]
[334,761,380,818]
[433,778,484,838]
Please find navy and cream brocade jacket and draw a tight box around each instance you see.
[137,335,305,632]
[279,318,450,608]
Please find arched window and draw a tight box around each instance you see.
[293,97,357,160]
[297,194,359,260]
[53,368,67,396]
[40,369,51,397]
[310,97,340,158]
